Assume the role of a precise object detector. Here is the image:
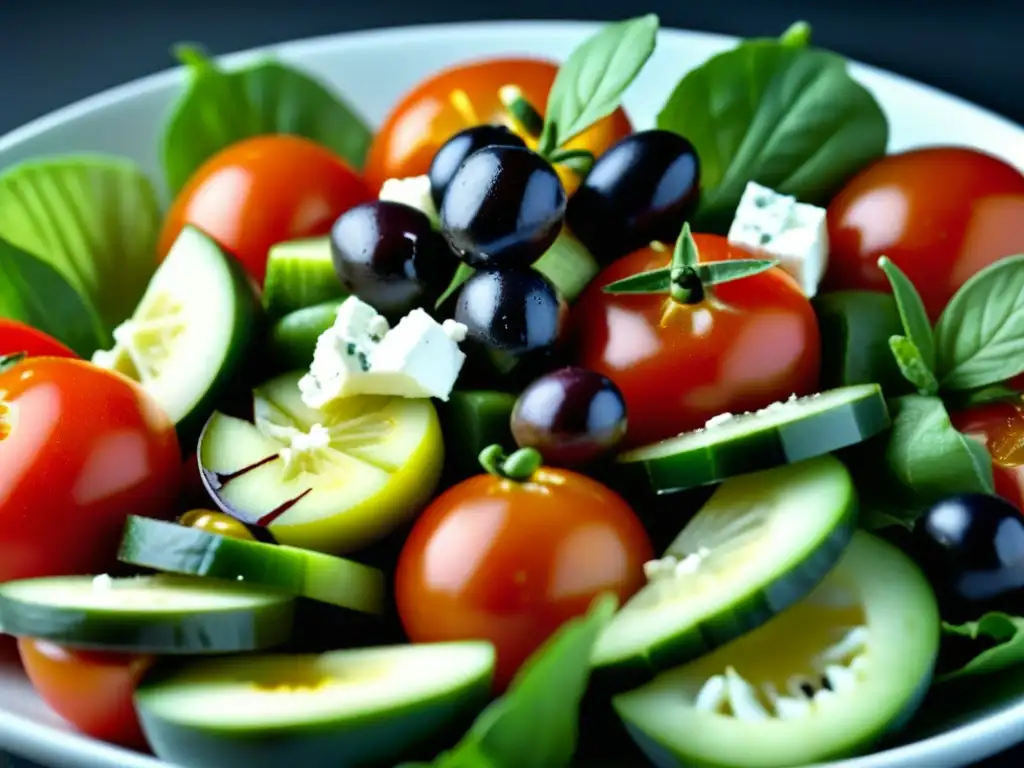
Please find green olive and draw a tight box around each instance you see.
[179,509,257,542]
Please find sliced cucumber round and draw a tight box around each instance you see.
[592,455,856,689]
[117,516,385,613]
[614,532,940,767]
[617,385,890,494]
[199,371,444,554]
[262,237,347,319]
[0,574,294,654]
[135,642,495,768]
[90,225,258,441]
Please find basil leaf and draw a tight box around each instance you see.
[0,237,107,356]
[889,336,939,396]
[602,268,671,295]
[435,263,476,310]
[540,15,658,153]
[420,594,618,768]
[161,46,373,195]
[878,256,935,371]
[0,155,161,334]
[944,383,1022,410]
[938,613,1024,683]
[884,394,994,500]
[658,41,888,233]
[934,254,1024,391]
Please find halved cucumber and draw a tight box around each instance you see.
[267,299,345,373]
[118,516,385,613]
[90,225,258,441]
[617,385,890,495]
[262,237,347,319]
[614,532,940,767]
[135,642,495,768]
[592,455,856,689]
[0,574,294,653]
[199,371,444,554]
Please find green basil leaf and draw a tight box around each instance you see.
[0,237,107,356]
[884,394,994,500]
[889,336,939,395]
[540,15,658,153]
[934,254,1024,391]
[878,256,935,371]
[421,594,618,768]
[944,383,1022,410]
[602,268,671,295]
[699,259,778,286]
[435,263,476,310]
[161,46,373,195]
[0,155,161,334]
[938,613,1024,683]
[658,42,888,233]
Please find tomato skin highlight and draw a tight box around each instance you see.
[571,236,821,449]
[0,358,181,583]
[364,57,632,193]
[158,135,373,286]
[950,399,1024,512]
[825,147,1024,321]
[0,319,78,359]
[394,468,653,690]
[18,638,153,748]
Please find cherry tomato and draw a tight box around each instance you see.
[950,399,1024,511]
[18,638,153,748]
[158,135,373,286]
[394,451,653,690]
[825,147,1024,321]
[364,57,632,194]
[572,236,821,449]
[0,319,77,359]
[0,357,181,582]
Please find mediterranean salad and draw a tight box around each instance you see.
[2,15,1024,768]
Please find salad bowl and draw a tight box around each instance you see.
[0,18,1023,768]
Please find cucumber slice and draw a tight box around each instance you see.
[0,574,294,653]
[199,371,444,554]
[617,385,889,494]
[592,455,856,688]
[262,238,346,318]
[614,532,940,767]
[437,390,517,481]
[117,516,385,613]
[135,642,495,768]
[267,300,344,373]
[533,228,600,302]
[90,226,257,441]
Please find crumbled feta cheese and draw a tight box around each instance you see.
[92,574,114,590]
[299,296,467,408]
[727,182,828,297]
[379,175,439,225]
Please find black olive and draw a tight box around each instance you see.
[567,129,700,264]
[912,492,1024,622]
[441,145,567,270]
[428,125,527,210]
[330,201,458,317]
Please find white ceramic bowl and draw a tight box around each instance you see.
[1,20,1023,768]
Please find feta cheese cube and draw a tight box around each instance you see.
[299,296,467,408]
[726,182,829,297]
[379,175,439,226]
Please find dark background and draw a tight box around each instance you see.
[0,1,1022,767]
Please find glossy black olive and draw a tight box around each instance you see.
[454,268,568,370]
[330,201,458,317]
[511,366,628,467]
[912,492,1024,622]
[566,129,701,264]
[428,125,527,210]
[441,145,567,270]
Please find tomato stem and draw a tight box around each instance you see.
[0,352,27,374]
[669,224,705,305]
[498,85,545,141]
[479,444,542,482]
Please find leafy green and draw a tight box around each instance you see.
[888,336,939,396]
[657,29,888,233]
[0,155,161,334]
[602,260,777,295]
[539,15,658,155]
[938,613,1024,683]
[409,594,618,768]
[879,256,935,371]
[434,263,476,310]
[934,254,1024,391]
[161,46,373,195]
[945,383,1022,410]
[0,237,107,356]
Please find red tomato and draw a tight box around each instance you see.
[950,399,1024,511]
[395,462,652,690]
[825,147,1024,321]
[158,135,373,286]
[364,57,633,194]
[0,319,77,359]
[0,357,181,582]
[571,236,821,449]
[18,638,152,748]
